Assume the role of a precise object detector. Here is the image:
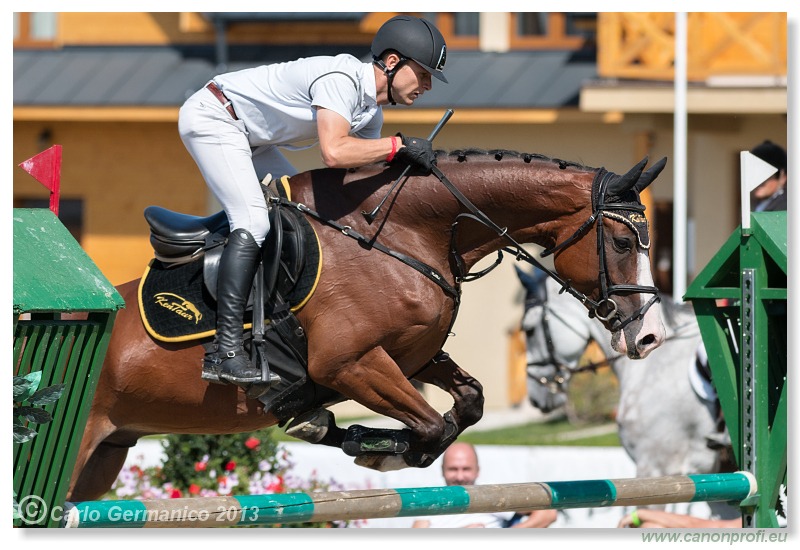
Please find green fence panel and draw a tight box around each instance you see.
[13,208,125,527]
[684,211,786,528]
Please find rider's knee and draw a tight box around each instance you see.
[246,215,270,246]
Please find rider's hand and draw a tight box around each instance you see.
[394,133,436,176]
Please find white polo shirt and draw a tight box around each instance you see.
[213,54,382,148]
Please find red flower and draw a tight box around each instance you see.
[189,484,200,495]
[194,461,207,472]
[170,488,182,498]
[224,461,236,471]
[245,437,260,450]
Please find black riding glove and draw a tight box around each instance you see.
[394,133,437,176]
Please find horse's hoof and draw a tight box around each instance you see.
[285,408,335,444]
[353,454,409,472]
[404,452,436,468]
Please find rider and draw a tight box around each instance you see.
[178,15,448,386]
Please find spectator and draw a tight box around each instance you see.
[749,140,787,212]
[411,442,557,528]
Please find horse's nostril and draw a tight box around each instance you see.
[639,333,656,348]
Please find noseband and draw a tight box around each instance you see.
[538,168,661,331]
[443,165,661,331]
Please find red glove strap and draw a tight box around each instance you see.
[386,136,398,162]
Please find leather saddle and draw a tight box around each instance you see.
[143,179,317,312]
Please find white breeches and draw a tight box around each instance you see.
[178,87,298,246]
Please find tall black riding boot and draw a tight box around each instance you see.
[205,228,262,384]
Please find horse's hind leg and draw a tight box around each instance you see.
[68,411,139,502]
[69,439,133,502]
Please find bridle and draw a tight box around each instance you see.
[524,286,621,397]
[443,163,661,332]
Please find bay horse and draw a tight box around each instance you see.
[69,150,667,501]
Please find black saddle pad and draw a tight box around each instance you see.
[138,209,321,343]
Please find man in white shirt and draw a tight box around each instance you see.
[178,15,448,388]
[412,443,558,528]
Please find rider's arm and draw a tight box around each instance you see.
[316,107,398,169]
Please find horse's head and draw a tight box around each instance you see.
[547,157,667,359]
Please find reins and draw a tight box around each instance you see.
[434,164,660,332]
[280,156,659,335]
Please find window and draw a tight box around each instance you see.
[511,12,596,49]
[430,12,479,48]
[434,12,595,51]
[14,12,57,47]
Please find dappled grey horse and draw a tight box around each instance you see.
[516,266,733,481]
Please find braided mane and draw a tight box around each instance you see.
[435,148,590,170]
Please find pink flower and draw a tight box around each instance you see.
[195,461,207,472]
[189,484,200,495]
[169,488,182,498]
[245,437,260,450]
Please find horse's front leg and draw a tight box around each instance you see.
[306,345,449,471]
[412,351,485,436]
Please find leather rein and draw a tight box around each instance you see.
[436,164,660,332]
[278,162,659,332]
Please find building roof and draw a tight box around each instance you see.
[13,46,597,110]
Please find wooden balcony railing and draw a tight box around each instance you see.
[598,12,786,82]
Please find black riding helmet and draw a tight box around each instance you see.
[372,15,448,104]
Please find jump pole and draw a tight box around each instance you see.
[63,472,756,528]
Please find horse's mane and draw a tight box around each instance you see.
[435,148,591,171]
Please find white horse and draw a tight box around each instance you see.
[515,266,736,496]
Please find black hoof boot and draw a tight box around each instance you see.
[341,425,412,456]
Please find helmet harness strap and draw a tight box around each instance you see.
[374,55,408,106]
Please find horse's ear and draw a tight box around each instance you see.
[608,157,648,196]
[515,265,544,293]
[635,157,668,193]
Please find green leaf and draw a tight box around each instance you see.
[29,384,66,405]
[13,425,38,444]
[15,371,42,401]
[13,378,33,400]
[16,406,52,425]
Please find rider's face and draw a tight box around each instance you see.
[390,60,433,105]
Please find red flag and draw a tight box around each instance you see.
[19,145,62,216]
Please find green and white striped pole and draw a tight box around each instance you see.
[63,472,756,528]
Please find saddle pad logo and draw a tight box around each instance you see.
[153,292,203,324]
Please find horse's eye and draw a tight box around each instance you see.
[612,236,633,252]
